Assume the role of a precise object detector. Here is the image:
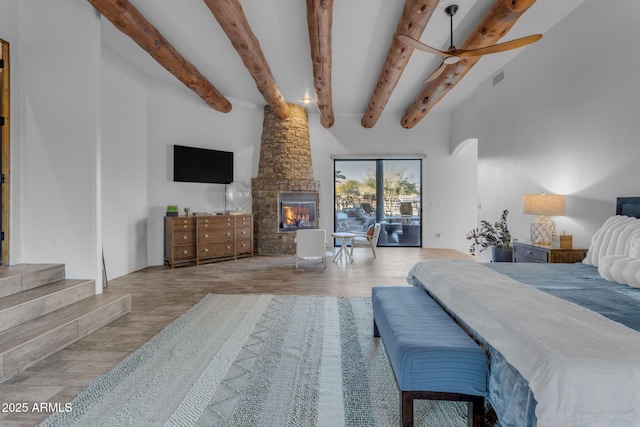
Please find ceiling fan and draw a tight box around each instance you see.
[399,4,542,83]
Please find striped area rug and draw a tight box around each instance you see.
[41,294,498,426]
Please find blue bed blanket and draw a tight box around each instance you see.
[486,262,640,332]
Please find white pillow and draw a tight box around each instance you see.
[622,258,640,288]
[599,255,629,284]
[630,233,640,258]
[584,215,640,266]
[599,255,640,288]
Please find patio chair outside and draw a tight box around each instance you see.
[400,202,413,216]
[350,223,381,258]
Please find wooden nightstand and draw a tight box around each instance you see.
[513,241,588,264]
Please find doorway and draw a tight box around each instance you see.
[334,158,422,247]
[0,39,10,265]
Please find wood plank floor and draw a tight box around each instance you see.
[0,247,472,426]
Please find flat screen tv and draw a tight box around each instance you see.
[173,145,233,184]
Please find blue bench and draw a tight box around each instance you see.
[372,286,488,427]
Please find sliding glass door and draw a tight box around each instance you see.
[334,159,422,247]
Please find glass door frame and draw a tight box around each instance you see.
[333,157,423,248]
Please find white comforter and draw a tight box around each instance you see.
[407,260,640,427]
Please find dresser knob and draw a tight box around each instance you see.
[226,245,231,249]
[241,231,246,235]
[183,235,187,240]
[226,232,231,236]
[183,250,188,254]
[204,234,208,238]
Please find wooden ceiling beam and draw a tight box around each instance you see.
[203,0,290,120]
[87,0,232,113]
[361,0,440,129]
[401,0,538,128]
[306,0,335,128]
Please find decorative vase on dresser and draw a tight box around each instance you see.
[491,246,514,263]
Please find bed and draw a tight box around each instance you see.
[406,197,640,427]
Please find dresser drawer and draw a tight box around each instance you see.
[197,217,233,229]
[198,228,234,242]
[235,227,251,240]
[173,245,196,261]
[173,230,195,245]
[515,245,548,263]
[235,217,252,227]
[198,242,234,258]
[235,239,252,255]
[171,218,195,229]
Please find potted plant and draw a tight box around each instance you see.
[466,209,513,262]
[166,205,179,217]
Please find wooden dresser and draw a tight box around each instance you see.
[513,241,588,264]
[164,214,253,268]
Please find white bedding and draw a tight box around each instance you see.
[583,215,640,288]
[407,259,640,427]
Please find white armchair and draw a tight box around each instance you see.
[350,223,381,258]
[295,229,328,269]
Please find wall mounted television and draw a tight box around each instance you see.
[173,144,233,184]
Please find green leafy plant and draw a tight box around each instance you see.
[166,205,179,212]
[466,209,512,256]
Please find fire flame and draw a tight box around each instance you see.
[283,206,295,224]
[282,205,313,226]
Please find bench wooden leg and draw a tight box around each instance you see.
[468,396,484,427]
[399,391,483,427]
[401,391,414,427]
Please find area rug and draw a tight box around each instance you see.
[41,294,499,426]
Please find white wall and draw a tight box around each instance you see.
[452,0,640,250]
[101,47,149,279]
[17,1,102,282]
[146,82,263,265]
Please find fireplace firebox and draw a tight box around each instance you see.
[279,193,318,232]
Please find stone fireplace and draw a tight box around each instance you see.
[252,103,319,255]
[279,192,318,232]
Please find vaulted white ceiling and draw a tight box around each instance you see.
[100,0,586,122]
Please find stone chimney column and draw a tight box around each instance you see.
[252,103,319,255]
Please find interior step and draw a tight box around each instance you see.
[0,292,131,382]
[0,279,96,334]
[0,264,66,298]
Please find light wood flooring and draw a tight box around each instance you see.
[0,247,472,426]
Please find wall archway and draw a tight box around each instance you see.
[451,137,478,157]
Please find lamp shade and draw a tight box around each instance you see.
[521,194,565,216]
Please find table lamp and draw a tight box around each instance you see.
[521,193,565,244]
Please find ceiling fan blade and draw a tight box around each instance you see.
[458,34,543,58]
[423,62,448,84]
[398,34,448,58]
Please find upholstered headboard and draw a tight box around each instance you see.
[616,197,640,219]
